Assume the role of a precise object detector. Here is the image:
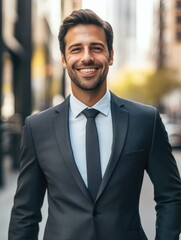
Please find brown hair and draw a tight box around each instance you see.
[58,9,114,55]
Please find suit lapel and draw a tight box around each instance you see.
[53,97,92,202]
[53,94,128,203]
[96,94,129,201]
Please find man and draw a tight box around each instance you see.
[9,9,181,240]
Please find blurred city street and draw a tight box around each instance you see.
[0,149,181,240]
[1,0,181,239]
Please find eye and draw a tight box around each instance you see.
[71,47,82,53]
[92,46,103,52]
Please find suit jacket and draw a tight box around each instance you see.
[8,93,181,240]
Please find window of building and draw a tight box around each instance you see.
[176,31,181,41]
[176,15,181,23]
[176,1,181,8]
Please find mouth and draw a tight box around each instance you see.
[76,66,100,76]
[79,68,97,73]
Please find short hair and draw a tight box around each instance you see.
[58,9,114,55]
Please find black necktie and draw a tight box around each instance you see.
[82,108,102,201]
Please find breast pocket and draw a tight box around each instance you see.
[121,150,145,161]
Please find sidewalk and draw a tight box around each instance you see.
[0,156,48,240]
[0,156,19,240]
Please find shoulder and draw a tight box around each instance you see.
[25,96,70,127]
[110,93,164,141]
[111,92,157,115]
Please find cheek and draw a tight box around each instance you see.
[100,57,112,67]
[99,53,111,62]
[66,55,80,66]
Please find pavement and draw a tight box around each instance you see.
[0,151,181,240]
[0,156,18,240]
[0,156,47,240]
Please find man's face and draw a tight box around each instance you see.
[61,24,113,93]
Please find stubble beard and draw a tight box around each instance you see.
[71,75,106,91]
[69,66,109,91]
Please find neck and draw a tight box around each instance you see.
[72,85,107,107]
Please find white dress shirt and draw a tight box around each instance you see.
[69,90,113,186]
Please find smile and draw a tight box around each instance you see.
[79,68,97,73]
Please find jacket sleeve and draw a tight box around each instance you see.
[146,110,181,240]
[8,117,47,240]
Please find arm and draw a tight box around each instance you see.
[8,117,47,240]
[146,110,181,240]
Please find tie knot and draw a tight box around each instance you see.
[82,108,100,118]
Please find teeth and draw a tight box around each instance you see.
[80,69,96,73]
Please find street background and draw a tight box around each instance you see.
[1,0,181,239]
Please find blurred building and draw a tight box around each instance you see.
[164,0,181,73]
[0,0,32,123]
[61,0,82,19]
[156,0,181,118]
[0,0,33,186]
[109,0,137,71]
[31,0,61,112]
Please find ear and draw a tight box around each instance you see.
[109,50,114,66]
[109,59,113,66]
[61,54,67,68]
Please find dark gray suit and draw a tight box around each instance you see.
[9,93,181,240]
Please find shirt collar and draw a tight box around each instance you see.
[70,90,111,118]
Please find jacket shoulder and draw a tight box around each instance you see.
[111,92,157,116]
[25,96,69,126]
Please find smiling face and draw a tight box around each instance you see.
[61,24,114,100]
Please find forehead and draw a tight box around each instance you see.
[65,24,107,48]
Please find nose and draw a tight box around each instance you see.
[81,49,94,64]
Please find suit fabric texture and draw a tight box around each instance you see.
[9,93,181,240]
